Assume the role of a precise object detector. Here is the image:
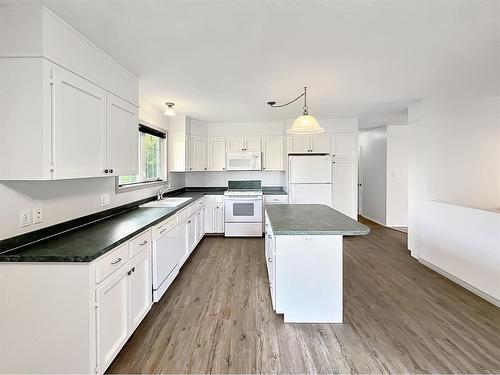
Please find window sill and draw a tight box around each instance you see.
[115,179,167,194]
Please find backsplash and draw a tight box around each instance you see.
[185,171,284,187]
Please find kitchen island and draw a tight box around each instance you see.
[264,204,369,323]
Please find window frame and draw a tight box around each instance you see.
[115,123,168,193]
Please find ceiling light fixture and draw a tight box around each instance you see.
[267,87,325,135]
[164,102,176,116]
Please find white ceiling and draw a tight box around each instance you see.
[26,0,500,126]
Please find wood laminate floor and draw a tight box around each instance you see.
[107,220,500,374]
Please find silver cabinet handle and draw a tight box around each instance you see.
[268,257,272,262]
[159,228,167,234]
[267,235,272,239]
[110,257,122,265]
[139,240,148,246]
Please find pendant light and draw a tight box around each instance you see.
[267,87,325,134]
[164,102,176,116]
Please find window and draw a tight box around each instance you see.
[118,124,167,188]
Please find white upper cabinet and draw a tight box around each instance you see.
[0,7,139,180]
[310,135,331,153]
[262,137,284,171]
[287,135,331,154]
[107,94,138,177]
[190,136,208,171]
[226,137,261,152]
[332,134,357,158]
[168,116,191,172]
[52,65,107,179]
[208,137,226,171]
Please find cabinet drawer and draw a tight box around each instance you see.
[188,202,199,216]
[197,198,205,209]
[96,243,129,283]
[129,228,152,259]
[264,195,288,204]
[156,215,178,236]
[206,195,224,204]
[178,208,189,223]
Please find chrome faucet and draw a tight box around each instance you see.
[157,182,171,200]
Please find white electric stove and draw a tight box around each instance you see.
[224,181,263,237]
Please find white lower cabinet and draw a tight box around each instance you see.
[128,250,152,331]
[187,214,197,253]
[204,195,225,233]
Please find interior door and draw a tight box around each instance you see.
[263,138,284,170]
[96,269,129,372]
[129,250,152,331]
[289,155,332,183]
[107,94,138,176]
[53,65,106,179]
[208,138,226,171]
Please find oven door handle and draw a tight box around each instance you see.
[224,197,262,201]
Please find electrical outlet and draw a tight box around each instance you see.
[101,194,110,207]
[33,207,43,224]
[20,209,32,228]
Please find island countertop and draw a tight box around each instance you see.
[265,204,370,236]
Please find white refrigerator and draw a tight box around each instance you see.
[288,155,333,207]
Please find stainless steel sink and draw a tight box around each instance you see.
[140,197,192,208]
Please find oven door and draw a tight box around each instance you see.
[224,196,263,222]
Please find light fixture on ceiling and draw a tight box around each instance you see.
[164,102,176,116]
[267,87,325,135]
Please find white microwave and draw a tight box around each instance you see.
[226,151,262,171]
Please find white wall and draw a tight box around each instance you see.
[408,96,500,304]
[359,127,387,225]
[0,97,185,240]
[386,125,409,226]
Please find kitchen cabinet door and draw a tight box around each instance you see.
[185,133,191,171]
[287,137,310,153]
[332,134,357,158]
[128,250,152,332]
[96,269,129,372]
[226,138,246,151]
[191,136,207,171]
[310,135,331,154]
[195,210,203,243]
[107,94,138,177]
[52,65,107,179]
[262,137,284,170]
[245,138,261,152]
[204,205,215,233]
[333,159,357,219]
[208,138,226,171]
[187,215,197,252]
[201,207,206,236]
[214,205,224,233]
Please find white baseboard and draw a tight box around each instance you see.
[419,259,500,307]
[359,215,386,227]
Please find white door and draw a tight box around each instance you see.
[245,138,261,152]
[358,146,364,215]
[289,155,332,183]
[187,215,197,252]
[289,184,333,207]
[204,205,215,233]
[129,250,152,331]
[96,269,129,372]
[208,138,226,171]
[226,137,246,151]
[191,136,207,171]
[287,137,310,153]
[262,137,284,171]
[53,66,106,179]
[333,159,358,219]
[214,205,224,233]
[107,94,138,176]
[310,135,331,153]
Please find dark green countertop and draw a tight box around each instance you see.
[0,192,207,263]
[265,204,370,236]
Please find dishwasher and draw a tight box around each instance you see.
[152,215,186,302]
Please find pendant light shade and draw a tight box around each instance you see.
[267,87,325,135]
[164,102,176,116]
[287,114,324,134]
